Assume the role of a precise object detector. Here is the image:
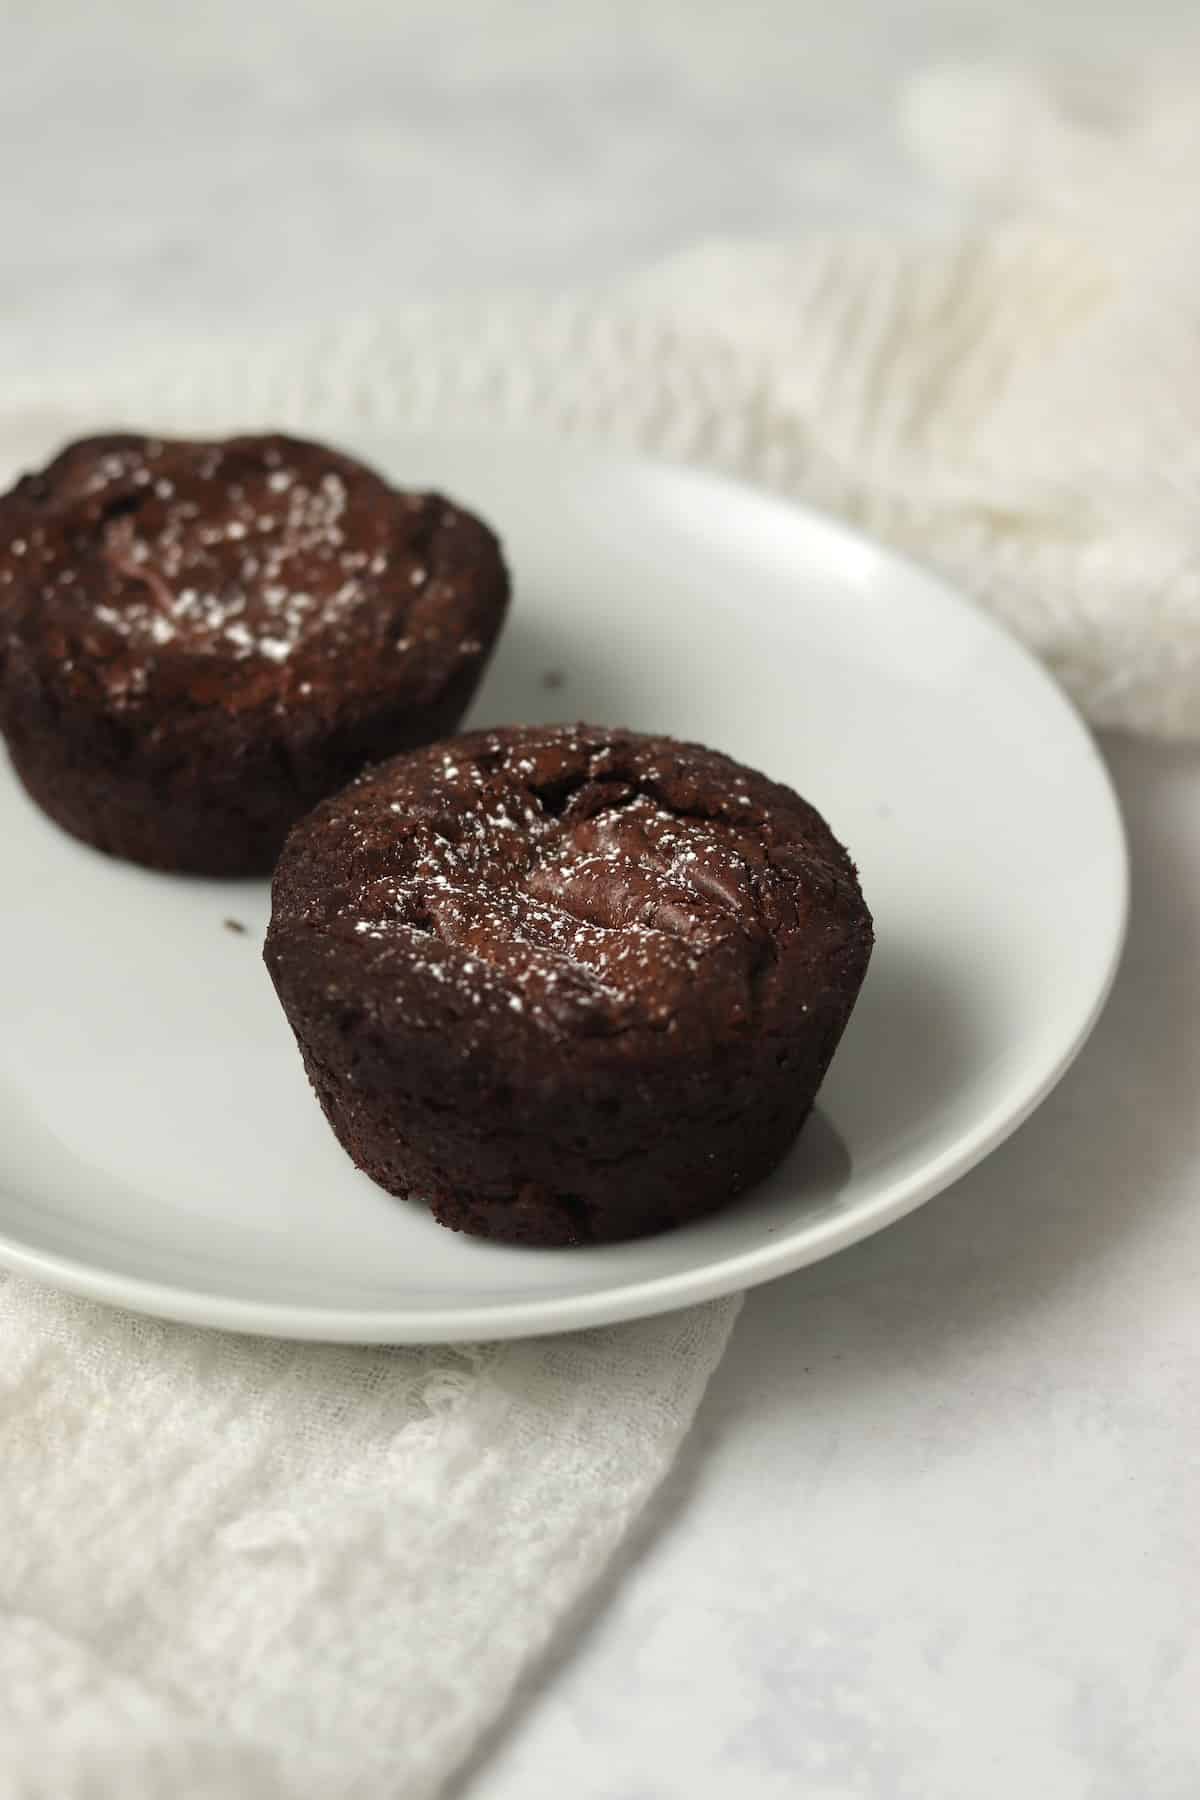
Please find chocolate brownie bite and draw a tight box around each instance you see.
[0,433,509,874]
[265,724,873,1246]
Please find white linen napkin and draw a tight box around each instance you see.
[4,58,1199,1800]
[0,1284,736,1800]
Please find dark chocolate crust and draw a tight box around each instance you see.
[265,724,873,1246]
[0,433,509,874]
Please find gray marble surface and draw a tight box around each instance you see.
[3,0,1195,363]
[6,4,1200,1796]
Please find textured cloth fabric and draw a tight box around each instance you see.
[0,1286,735,1800]
[3,57,1197,1800]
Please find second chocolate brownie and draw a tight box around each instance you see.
[265,724,873,1245]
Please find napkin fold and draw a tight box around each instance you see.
[4,57,1199,1800]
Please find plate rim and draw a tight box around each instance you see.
[0,433,1129,1341]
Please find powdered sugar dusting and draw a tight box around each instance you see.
[310,728,818,1043]
[0,437,491,700]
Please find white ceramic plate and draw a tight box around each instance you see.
[0,433,1127,1341]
